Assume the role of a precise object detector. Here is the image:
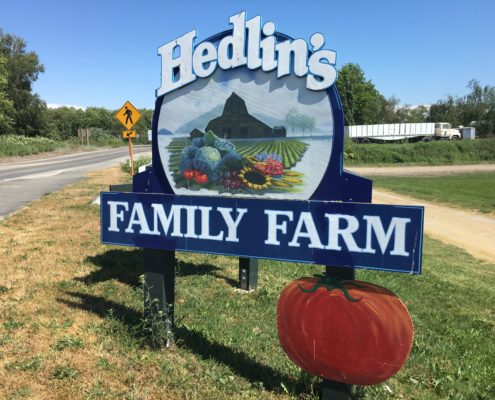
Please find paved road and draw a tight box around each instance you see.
[0,146,151,220]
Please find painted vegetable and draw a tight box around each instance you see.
[195,146,221,170]
[277,275,414,386]
[183,169,195,180]
[193,172,208,184]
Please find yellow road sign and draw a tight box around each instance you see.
[122,130,137,139]
[116,101,142,130]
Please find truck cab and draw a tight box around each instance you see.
[434,122,461,140]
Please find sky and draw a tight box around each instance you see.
[0,0,494,110]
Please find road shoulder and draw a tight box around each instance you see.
[374,188,495,264]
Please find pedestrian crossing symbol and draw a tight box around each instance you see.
[116,101,142,130]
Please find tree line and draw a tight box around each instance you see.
[0,29,493,139]
[336,64,494,137]
[0,30,152,141]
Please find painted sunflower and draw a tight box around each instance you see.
[239,167,271,190]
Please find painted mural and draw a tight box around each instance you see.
[157,67,334,200]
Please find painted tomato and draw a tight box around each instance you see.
[183,169,195,180]
[277,275,414,386]
[194,172,208,184]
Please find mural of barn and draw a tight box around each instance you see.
[202,92,286,139]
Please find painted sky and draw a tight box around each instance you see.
[1,0,494,110]
[157,68,333,136]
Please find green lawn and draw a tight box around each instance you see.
[83,238,495,399]
[372,172,495,213]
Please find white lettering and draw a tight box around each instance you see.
[325,214,363,252]
[150,204,183,237]
[245,15,262,70]
[125,203,153,234]
[306,32,337,91]
[157,29,197,97]
[363,216,411,256]
[198,206,224,241]
[265,210,293,245]
[288,211,324,249]
[217,207,247,242]
[217,12,247,70]
[192,42,217,78]
[183,205,198,238]
[260,22,277,72]
[108,201,129,232]
[157,13,338,96]
[276,39,308,78]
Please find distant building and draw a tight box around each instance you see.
[205,92,286,139]
[273,126,287,138]
[189,128,204,139]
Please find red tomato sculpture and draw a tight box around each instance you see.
[277,275,414,386]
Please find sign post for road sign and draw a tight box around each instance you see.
[77,128,92,145]
[115,101,142,176]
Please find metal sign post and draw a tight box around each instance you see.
[115,102,141,176]
[77,128,91,145]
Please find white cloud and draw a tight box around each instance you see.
[47,103,87,111]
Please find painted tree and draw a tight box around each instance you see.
[301,115,316,135]
[285,108,299,132]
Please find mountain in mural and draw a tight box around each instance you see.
[205,92,286,139]
[174,104,224,134]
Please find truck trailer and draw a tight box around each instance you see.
[344,122,472,143]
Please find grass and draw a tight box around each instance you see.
[344,138,495,166]
[372,172,495,213]
[0,167,493,399]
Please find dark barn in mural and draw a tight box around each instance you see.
[201,92,286,139]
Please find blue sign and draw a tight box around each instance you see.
[134,12,372,204]
[101,192,423,274]
[101,12,424,276]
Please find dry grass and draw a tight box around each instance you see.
[0,168,174,399]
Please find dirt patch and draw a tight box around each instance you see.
[349,163,495,177]
[374,189,495,264]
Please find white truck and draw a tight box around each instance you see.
[345,122,470,143]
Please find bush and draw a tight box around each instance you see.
[86,128,123,147]
[120,155,152,174]
[0,135,64,157]
[344,138,495,166]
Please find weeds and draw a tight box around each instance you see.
[5,356,42,372]
[52,366,79,380]
[53,335,84,351]
[3,319,24,330]
[0,135,63,157]
[120,156,152,175]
